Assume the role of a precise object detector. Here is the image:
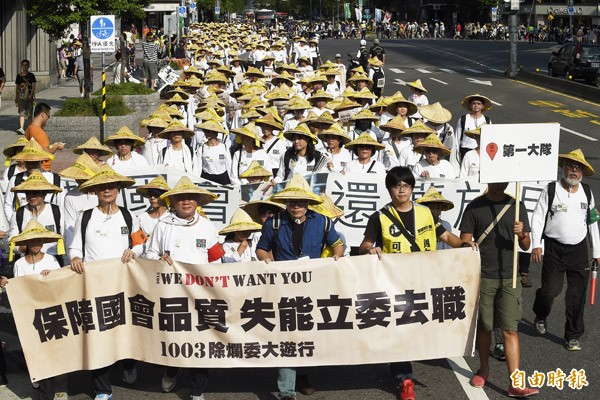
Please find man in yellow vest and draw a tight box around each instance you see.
[358,166,472,400]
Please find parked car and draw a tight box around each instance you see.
[548,43,600,84]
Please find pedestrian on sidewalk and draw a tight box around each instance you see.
[25,103,64,171]
[14,59,36,134]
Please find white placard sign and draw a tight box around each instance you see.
[479,123,560,184]
[90,15,116,53]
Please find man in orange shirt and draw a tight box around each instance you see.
[25,103,64,171]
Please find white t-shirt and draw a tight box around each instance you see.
[457,114,491,150]
[344,159,387,175]
[398,146,424,171]
[145,212,220,264]
[4,171,63,222]
[325,149,353,173]
[274,152,329,183]
[142,138,169,165]
[230,148,270,185]
[262,136,287,174]
[198,142,232,176]
[63,189,98,250]
[13,253,60,278]
[460,149,480,178]
[69,207,141,262]
[106,152,150,174]
[221,239,257,263]
[413,159,456,179]
[381,138,412,170]
[8,204,64,256]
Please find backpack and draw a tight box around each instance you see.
[283,149,324,180]
[371,66,385,88]
[80,206,133,259]
[272,211,332,254]
[359,48,369,69]
[459,114,491,144]
[543,181,593,234]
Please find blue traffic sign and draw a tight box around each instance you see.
[189,2,196,10]
[91,16,114,40]
[178,6,187,16]
[215,6,221,14]
[567,6,575,13]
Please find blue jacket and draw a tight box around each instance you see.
[257,210,341,261]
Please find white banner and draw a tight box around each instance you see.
[7,249,480,381]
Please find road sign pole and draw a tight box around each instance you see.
[101,52,106,142]
[509,0,519,78]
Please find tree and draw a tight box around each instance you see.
[28,0,151,41]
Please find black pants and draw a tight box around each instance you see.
[165,367,209,396]
[93,359,136,394]
[38,375,68,400]
[533,237,589,340]
[519,251,531,275]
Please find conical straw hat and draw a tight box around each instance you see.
[401,120,437,136]
[58,153,102,180]
[283,123,317,144]
[419,102,452,124]
[218,208,263,235]
[241,199,285,223]
[333,97,361,112]
[104,126,145,148]
[232,122,264,147]
[160,176,218,207]
[287,97,312,111]
[309,193,344,218]
[317,123,351,144]
[350,109,379,121]
[270,174,323,205]
[413,133,451,156]
[165,93,189,105]
[461,94,492,111]
[369,96,388,112]
[194,107,224,123]
[3,137,28,158]
[558,149,594,176]
[196,119,228,135]
[310,111,336,127]
[73,136,114,156]
[165,87,190,100]
[463,123,488,139]
[301,111,319,125]
[380,116,408,133]
[308,90,334,102]
[11,139,55,162]
[406,78,428,93]
[9,219,63,246]
[256,113,284,131]
[78,165,136,193]
[345,132,385,151]
[136,175,171,197]
[11,170,62,193]
[368,57,383,67]
[240,160,272,180]
[157,120,195,139]
[351,87,378,100]
[416,186,454,211]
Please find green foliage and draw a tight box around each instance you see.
[54,96,132,117]
[28,0,152,41]
[169,60,182,70]
[92,82,155,96]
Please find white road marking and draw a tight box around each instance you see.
[539,69,548,73]
[430,77,448,85]
[416,68,432,74]
[489,68,505,73]
[466,77,493,86]
[440,68,457,73]
[464,68,484,74]
[389,68,405,74]
[393,79,407,85]
[447,357,491,400]
[490,100,503,106]
[561,126,598,141]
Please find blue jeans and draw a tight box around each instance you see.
[277,367,296,398]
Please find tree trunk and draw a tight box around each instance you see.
[120,34,126,82]
[83,36,92,99]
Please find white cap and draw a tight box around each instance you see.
[360,39,366,46]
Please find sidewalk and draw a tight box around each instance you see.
[0,58,111,172]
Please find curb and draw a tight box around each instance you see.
[514,70,600,103]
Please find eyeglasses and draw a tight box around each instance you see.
[286,200,308,207]
[565,162,582,171]
[391,183,412,191]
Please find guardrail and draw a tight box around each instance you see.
[515,70,600,103]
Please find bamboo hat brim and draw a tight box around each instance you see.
[558,148,594,176]
[58,153,101,180]
[11,170,62,193]
[73,136,114,156]
[218,208,263,235]
[345,132,385,150]
[136,175,171,197]
[78,165,136,193]
[9,219,63,246]
[419,102,452,124]
[413,133,451,156]
[270,174,323,205]
[104,126,145,148]
[416,186,454,211]
[160,176,218,207]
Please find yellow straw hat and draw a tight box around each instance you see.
[245,66,266,78]
[308,90,334,102]
[165,93,189,105]
[413,133,451,156]
[8,219,65,262]
[241,199,285,223]
[286,97,312,111]
[73,136,114,157]
[157,120,195,139]
[3,137,28,158]
[419,102,453,124]
[461,94,492,111]
[58,153,102,180]
[310,111,336,127]
[317,123,351,144]
[416,186,454,211]
[368,57,383,67]
[270,174,323,205]
[160,176,218,207]
[136,175,171,197]
[401,120,437,136]
[301,111,320,125]
[345,132,385,151]
[463,123,487,139]
[350,109,379,121]
[218,208,263,235]
[309,193,344,218]
[380,116,408,133]
[369,96,389,112]
[240,160,272,181]
[386,95,418,116]
[104,126,145,148]
[240,109,262,120]
[406,79,428,93]
[78,165,136,193]
[256,113,284,131]
[232,122,264,147]
[196,119,228,135]
[283,123,318,144]
[11,139,55,162]
[165,87,190,100]
[11,170,62,193]
[558,149,594,176]
[350,87,378,100]
[333,97,361,112]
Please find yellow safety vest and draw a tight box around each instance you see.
[379,203,437,253]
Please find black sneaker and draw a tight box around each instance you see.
[534,318,547,335]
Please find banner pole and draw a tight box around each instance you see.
[512,181,521,289]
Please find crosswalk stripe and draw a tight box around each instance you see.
[389,68,405,74]
[464,68,484,74]
[447,357,491,400]
[489,68,505,73]
[490,100,503,106]
[430,77,448,85]
[561,126,597,141]
[393,78,407,85]
[416,68,432,74]
[439,68,457,74]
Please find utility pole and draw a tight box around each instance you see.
[509,0,519,78]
